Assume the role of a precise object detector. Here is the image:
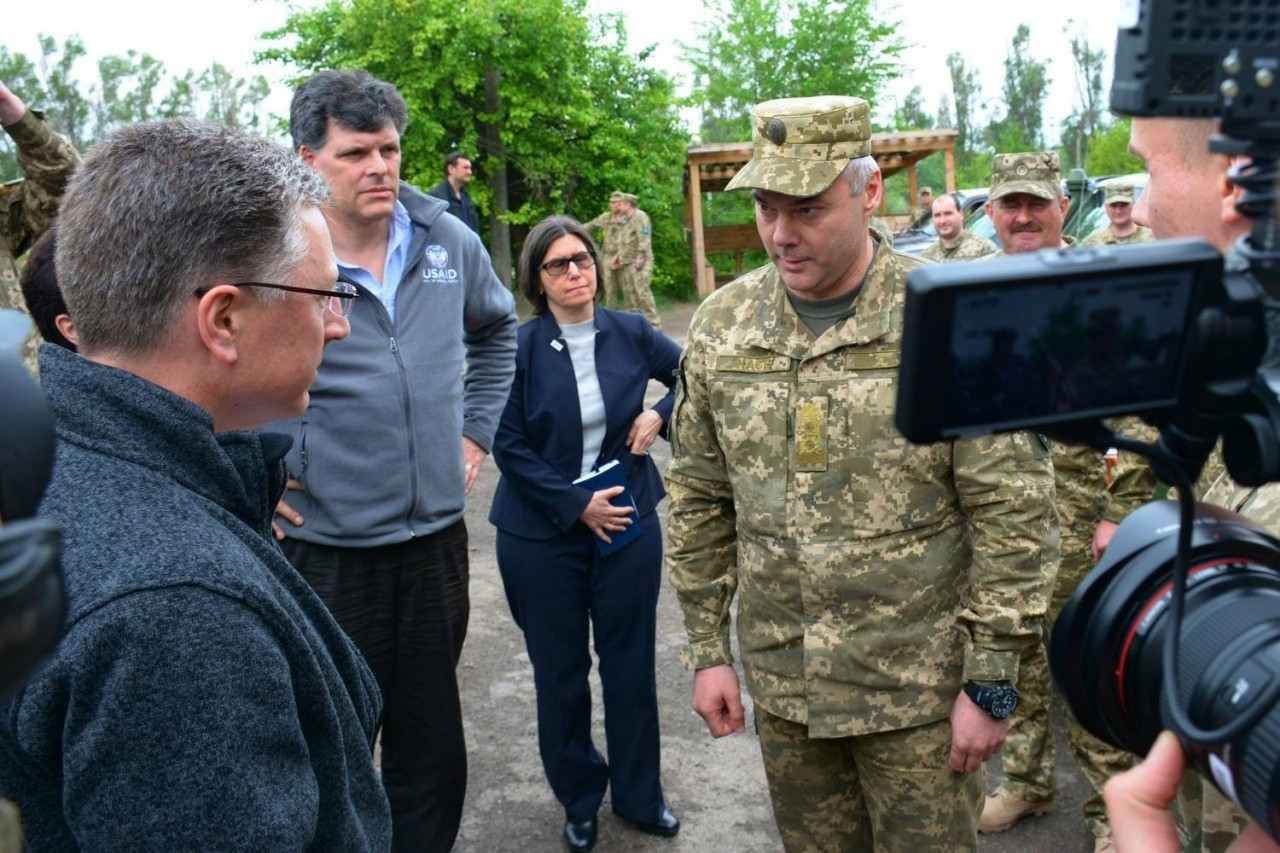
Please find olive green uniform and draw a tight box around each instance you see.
[1,109,79,374]
[666,241,1058,851]
[921,231,999,263]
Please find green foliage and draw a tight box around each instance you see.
[988,24,1049,152]
[891,86,930,131]
[1085,117,1143,176]
[261,0,692,297]
[682,0,906,143]
[1060,21,1107,170]
[0,36,273,181]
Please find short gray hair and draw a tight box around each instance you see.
[56,119,331,355]
[842,156,880,197]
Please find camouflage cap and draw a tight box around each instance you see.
[920,186,933,196]
[989,152,1062,202]
[725,96,873,196]
[1105,182,1135,205]
[609,190,627,202]
[621,192,638,204]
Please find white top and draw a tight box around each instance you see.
[560,318,607,479]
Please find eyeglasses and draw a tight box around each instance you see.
[539,252,595,278]
[193,281,359,317]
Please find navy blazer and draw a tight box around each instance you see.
[488,308,682,540]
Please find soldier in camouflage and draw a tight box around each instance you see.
[1082,183,1155,246]
[976,152,1137,853]
[0,79,79,376]
[920,192,997,263]
[584,191,662,329]
[665,96,1058,852]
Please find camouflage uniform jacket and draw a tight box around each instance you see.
[584,210,647,263]
[1082,225,1155,246]
[1,110,79,372]
[665,243,1058,738]
[920,230,999,263]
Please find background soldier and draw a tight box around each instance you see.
[585,190,662,329]
[1083,183,1155,246]
[0,78,78,375]
[666,96,1057,852]
[910,184,934,227]
[920,192,997,262]
[978,152,1136,853]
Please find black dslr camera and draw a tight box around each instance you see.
[895,0,1280,841]
[0,312,63,698]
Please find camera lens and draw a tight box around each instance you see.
[1051,500,1280,836]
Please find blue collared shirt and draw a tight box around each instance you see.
[336,201,412,324]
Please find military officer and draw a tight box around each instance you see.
[0,79,79,375]
[584,191,661,329]
[665,96,1058,853]
[920,192,998,262]
[1083,183,1155,246]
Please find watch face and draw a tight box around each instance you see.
[989,687,1019,720]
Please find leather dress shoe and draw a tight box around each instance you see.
[617,805,680,838]
[563,816,597,851]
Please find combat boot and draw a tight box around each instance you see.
[977,786,1053,833]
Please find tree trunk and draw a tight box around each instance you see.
[483,68,512,287]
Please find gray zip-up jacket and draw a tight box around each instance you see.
[270,183,517,547]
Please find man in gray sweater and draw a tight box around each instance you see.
[0,119,391,850]
[271,70,518,852]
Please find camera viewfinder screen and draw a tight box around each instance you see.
[943,275,1192,431]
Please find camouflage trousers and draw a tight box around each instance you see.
[755,707,982,852]
[998,552,1136,838]
[604,262,662,330]
[1174,765,1248,852]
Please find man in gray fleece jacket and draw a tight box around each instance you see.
[0,119,391,850]
[270,70,518,852]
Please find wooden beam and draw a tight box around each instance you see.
[687,157,710,297]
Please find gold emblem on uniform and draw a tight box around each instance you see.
[795,398,828,470]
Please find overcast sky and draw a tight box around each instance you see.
[5,0,1127,143]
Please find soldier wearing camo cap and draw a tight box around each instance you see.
[584,191,661,327]
[665,96,1058,852]
[979,151,1139,853]
[1083,182,1156,246]
[0,79,79,377]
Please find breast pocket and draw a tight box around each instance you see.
[707,355,792,526]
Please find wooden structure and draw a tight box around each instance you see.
[684,129,958,295]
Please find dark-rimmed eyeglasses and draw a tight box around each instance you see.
[193,281,359,317]
[539,252,595,278]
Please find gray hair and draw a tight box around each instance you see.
[290,69,409,151]
[55,118,331,355]
[842,156,880,197]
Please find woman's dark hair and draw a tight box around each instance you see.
[517,215,601,316]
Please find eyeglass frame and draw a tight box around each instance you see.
[192,281,359,317]
[539,251,596,278]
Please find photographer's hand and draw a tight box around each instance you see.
[271,478,305,541]
[1093,520,1119,561]
[1106,730,1279,853]
[0,80,28,128]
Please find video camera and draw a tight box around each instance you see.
[894,0,1280,841]
[0,312,63,699]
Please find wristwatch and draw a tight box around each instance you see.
[963,680,1020,720]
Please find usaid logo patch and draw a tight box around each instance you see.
[422,244,460,283]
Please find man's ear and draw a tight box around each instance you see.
[1220,154,1249,228]
[862,169,884,214]
[298,145,316,167]
[194,286,244,366]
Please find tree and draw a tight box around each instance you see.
[1060,21,1107,169]
[946,52,983,158]
[891,86,930,131]
[1085,117,1143,175]
[262,0,690,293]
[0,36,274,181]
[987,24,1049,152]
[682,0,906,142]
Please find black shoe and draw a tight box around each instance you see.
[617,805,680,838]
[563,816,597,852]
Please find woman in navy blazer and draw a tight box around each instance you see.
[489,216,682,852]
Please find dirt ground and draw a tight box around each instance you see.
[451,302,1100,853]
